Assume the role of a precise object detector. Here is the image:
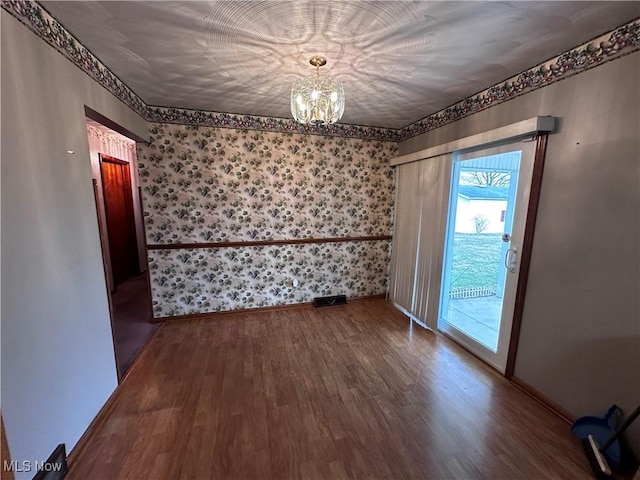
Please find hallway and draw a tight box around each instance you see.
[111,273,159,378]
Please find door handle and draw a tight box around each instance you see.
[504,247,518,273]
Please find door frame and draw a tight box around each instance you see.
[438,132,548,379]
[94,153,143,382]
[438,132,549,380]
[391,118,554,377]
[436,134,548,376]
[92,178,121,380]
[99,153,141,287]
[504,133,549,378]
[438,142,533,373]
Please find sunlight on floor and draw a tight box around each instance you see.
[444,295,502,351]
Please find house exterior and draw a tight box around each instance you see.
[454,185,508,234]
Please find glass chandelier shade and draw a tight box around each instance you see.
[291,57,345,125]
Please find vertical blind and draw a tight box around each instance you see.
[389,153,452,329]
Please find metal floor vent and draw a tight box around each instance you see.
[313,295,347,307]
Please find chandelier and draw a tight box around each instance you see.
[291,56,345,125]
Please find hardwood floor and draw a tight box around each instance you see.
[67,298,592,479]
[111,272,158,378]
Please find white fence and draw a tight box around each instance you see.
[449,286,496,299]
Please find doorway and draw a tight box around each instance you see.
[99,153,157,378]
[438,140,535,372]
[100,154,140,287]
[87,118,158,380]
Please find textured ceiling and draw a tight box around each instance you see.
[43,1,639,129]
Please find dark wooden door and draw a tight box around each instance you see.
[100,154,139,286]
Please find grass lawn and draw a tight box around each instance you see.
[449,233,503,290]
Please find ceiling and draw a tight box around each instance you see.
[42,1,639,129]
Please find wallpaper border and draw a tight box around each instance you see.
[397,18,640,141]
[4,1,638,142]
[1,0,148,118]
[146,106,400,142]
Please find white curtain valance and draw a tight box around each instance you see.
[391,116,555,167]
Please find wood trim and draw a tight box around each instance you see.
[147,235,392,250]
[510,376,574,424]
[92,179,114,295]
[505,134,549,378]
[66,324,163,472]
[92,179,122,382]
[116,319,160,384]
[154,302,314,323]
[84,106,148,144]
[99,153,129,166]
[138,187,155,318]
[152,293,386,322]
[346,293,386,303]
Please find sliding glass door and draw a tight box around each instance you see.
[438,141,535,372]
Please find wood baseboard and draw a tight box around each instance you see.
[117,325,163,384]
[153,302,315,323]
[423,328,576,426]
[67,385,122,472]
[152,293,386,322]
[510,376,575,424]
[66,324,163,471]
[347,293,386,302]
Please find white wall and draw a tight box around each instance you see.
[399,52,640,455]
[1,12,148,478]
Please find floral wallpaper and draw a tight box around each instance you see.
[137,123,396,317]
[148,242,390,317]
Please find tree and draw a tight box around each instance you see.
[461,171,510,187]
[472,213,490,234]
